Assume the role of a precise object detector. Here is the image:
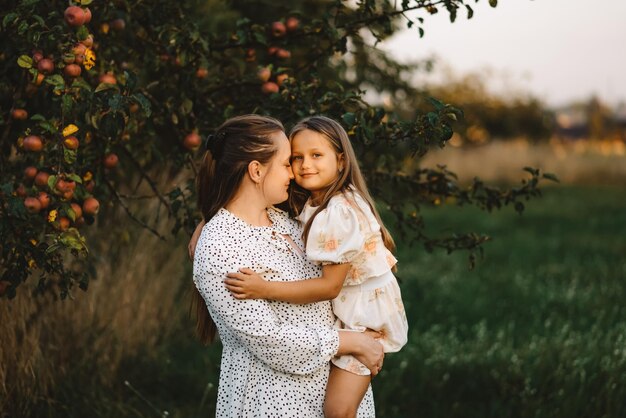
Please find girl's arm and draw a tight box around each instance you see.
[224,263,350,303]
[196,258,384,375]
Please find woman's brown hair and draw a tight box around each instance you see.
[288,116,396,254]
[192,114,284,344]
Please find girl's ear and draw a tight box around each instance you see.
[247,160,263,183]
[337,153,345,172]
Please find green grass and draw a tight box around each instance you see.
[374,185,626,417]
[39,185,626,417]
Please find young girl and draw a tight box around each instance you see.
[224,115,408,418]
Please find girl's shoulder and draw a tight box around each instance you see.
[332,188,372,215]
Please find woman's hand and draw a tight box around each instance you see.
[188,220,206,261]
[224,268,269,300]
[337,331,384,376]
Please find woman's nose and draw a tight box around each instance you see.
[288,166,294,179]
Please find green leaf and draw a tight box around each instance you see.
[32,14,45,26]
[543,173,560,183]
[342,112,356,127]
[418,27,424,38]
[132,94,152,117]
[39,121,57,134]
[47,175,57,191]
[95,82,117,93]
[71,78,92,92]
[67,207,77,222]
[79,0,93,5]
[179,98,193,115]
[466,5,474,19]
[17,55,33,69]
[489,0,498,7]
[66,173,83,184]
[30,114,46,121]
[77,25,89,41]
[64,148,77,164]
[3,13,18,29]
[44,74,65,88]
[62,94,73,115]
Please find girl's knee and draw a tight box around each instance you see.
[324,401,357,418]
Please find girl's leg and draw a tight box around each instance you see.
[324,364,371,418]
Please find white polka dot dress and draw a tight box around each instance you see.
[193,207,375,417]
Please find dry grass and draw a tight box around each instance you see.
[0,173,192,417]
[419,137,626,185]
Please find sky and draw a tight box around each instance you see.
[382,0,626,108]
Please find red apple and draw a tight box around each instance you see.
[64,64,81,77]
[24,197,42,213]
[11,109,28,120]
[72,44,87,56]
[276,73,289,86]
[57,217,70,231]
[183,132,202,151]
[24,166,38,180]
[15,184,27,197]
[110,18,126,31]
[37,192,50,209]
[104,153,119,168]
[81,34,94,48]
[276,48,291,59]
[261,82,279,94]
[99,73,117,84]
[245,48,256,62]
[83,8,92,24]
[271,21,286,37]
[23,135,43,152]
[257,67,271,82]
[268,46,278,56]
[34,171,49,188]
[196,67,208,79]
[32,50,43,63]
[70,202,83,219]
[63,136,79,150]
[286,17,300,32]
[37,58,54,74]
[83,197,100,215]
[64,6,86,27]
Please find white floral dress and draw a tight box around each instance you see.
[297,190,409,376]
[193,207,375,417]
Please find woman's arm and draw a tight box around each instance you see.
[224,263,350,303]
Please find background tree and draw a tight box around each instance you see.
[0,0,555,299]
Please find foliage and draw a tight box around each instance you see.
[0,0,555,299]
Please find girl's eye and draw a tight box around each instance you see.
[292,156,302,161]
[313,153,322,158]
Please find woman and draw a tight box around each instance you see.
[191,115,382,417]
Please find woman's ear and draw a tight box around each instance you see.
[247,160,263,183]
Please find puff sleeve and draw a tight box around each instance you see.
[305,201,366,265]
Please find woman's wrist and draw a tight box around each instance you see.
[336,330,364,356]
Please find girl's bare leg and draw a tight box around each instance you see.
[324,365,371,418]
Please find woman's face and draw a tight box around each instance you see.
[261,131,294,205]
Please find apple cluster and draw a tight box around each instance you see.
[11,3,117,232]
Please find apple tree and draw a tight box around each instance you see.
[0,0,555,299]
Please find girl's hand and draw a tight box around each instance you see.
[188,220,205,261]
[224,268,269,300]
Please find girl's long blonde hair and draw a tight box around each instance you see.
[288,116,396,254]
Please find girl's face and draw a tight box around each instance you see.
[290,129,343,203]
[260,131,294,205]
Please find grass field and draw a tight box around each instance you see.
[5,185,626,417]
